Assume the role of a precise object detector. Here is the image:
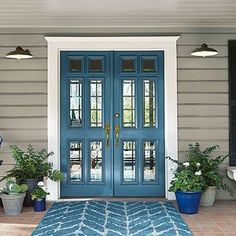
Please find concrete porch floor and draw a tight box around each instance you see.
[0,200,235,236]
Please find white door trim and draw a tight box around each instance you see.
[45,36,179,200]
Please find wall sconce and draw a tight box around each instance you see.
[5,46,33,60]
[191,43,218,57]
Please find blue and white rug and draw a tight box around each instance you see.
[32,201,193,236]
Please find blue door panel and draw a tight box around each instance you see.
[60,51,164,197]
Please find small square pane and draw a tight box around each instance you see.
[122,58,136,72]
[69,59,83,73]
[142,58,156,73]
[89,58,103,73]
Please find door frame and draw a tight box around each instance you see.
[45,36,179,200]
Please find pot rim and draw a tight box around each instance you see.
[176,190,202,194]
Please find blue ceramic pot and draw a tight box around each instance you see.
[34,198,46,212]
[175,190,201,214]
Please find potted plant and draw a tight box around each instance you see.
[0,145,64,206]
[0,179,28,215]
[168,156,205,214]
[186,143,233,207]
[31,181,49,212]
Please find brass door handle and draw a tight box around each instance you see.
[114,124,120,147]
[105,123,110,148]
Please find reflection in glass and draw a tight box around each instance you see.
[70,80,82,127]
[90,141,103,181]
[122,58,136,72]
[123,141,136,181]
[90,80,103,127]
[143,141,156,182]
[142,58,156,72]
[89,58,103,73]
[123,80,135,127]
[69,58,82,72]
[70,141,82,181]
[143,80,156,127]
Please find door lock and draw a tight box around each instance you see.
[114,113,120,118]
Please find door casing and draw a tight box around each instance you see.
[45,36,179,201]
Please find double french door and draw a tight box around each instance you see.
[60,51,164,197]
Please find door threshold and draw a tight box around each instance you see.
[57,197,167,202]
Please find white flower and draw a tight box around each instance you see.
[37,181,44,188]
[183,162,190,167]
[195,170,202,176]
[196,162,201,167]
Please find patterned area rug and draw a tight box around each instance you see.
[32,201,193,236]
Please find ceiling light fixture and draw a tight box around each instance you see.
[191,43,218,57]
[5,46,33,60]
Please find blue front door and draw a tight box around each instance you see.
[60,51,164,197]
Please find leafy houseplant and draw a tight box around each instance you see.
[2,145,63,181]
[167,156,205,214]
[31,181,49,212]
[0,179,28,215]
[186,143,233,206]
[1,145,64,206]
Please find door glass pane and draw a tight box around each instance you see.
[90,141,103,181]
[90,80,103,127]
[123,141,136,182]
[88,58,103,73]
[70,141,82,181]
[121,58,136,72]
[123,80,135,127]
[70,80,82,127]
[144,141,156,182]
[142,57,156,73]
[143,80,155,127]
[69,58,83,73]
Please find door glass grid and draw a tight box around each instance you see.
[90,141,103,181]
[90,80,103,127]
[143,141,156,182]
[123,141,136,182]
[70,80,82,127]
[143,80,156,127]
[123,80,136,127]
[70,141,82,181]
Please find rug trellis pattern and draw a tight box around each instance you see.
[32,201,193,236]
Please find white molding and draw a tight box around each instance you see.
[45,36,179,201]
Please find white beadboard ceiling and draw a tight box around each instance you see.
[1,0,236,28]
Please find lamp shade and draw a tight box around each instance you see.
[191,43,218,57]
[5,46,33,59]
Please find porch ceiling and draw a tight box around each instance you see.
[1,0,236,28]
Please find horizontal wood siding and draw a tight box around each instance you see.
[178,34,236,199]
[0,34,47,187]
[0,32,235,198]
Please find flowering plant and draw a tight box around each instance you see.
[31,181,49,200]
[186,143,233,195]
[168,156,205,192]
